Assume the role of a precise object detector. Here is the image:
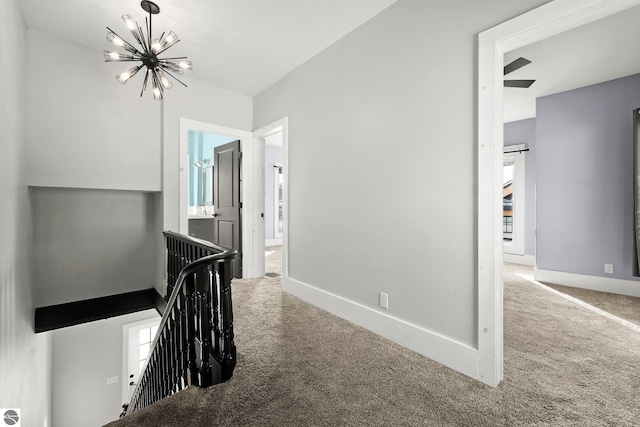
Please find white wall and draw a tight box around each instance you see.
[0,1,51,425]
[51,309,159,427]
[253,0,549,379]
[26,31,162,192]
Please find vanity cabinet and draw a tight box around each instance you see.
[188,218,215,243]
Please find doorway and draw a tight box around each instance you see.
[477,0,636,387]
[253,117,288,279]
[121,317,161,404]
[179,118,254,278]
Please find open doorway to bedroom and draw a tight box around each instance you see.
[478,0,639,387]
[254,117,288,280]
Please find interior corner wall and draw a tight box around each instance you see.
[253,0,549,379]
[536,73,640,283]
[51,309,159,427]
[0,1,51,425]
[504,118,537,257]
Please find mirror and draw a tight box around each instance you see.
[203,166,213,207]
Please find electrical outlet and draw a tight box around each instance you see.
[106,375,119,385]
[379,292,389,309]
[604,264,614,274]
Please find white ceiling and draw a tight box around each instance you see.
[19,0,398,96]
[504,6,640,123]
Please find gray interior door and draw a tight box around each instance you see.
[214,140,242,278]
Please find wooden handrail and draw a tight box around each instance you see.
[123,231,237,415]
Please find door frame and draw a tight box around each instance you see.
[477,0,639,387]
[253,117,289,279]
[179,118,255,278]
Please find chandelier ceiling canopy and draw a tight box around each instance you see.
[104,0,192,100]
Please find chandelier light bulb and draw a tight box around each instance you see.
[104,1,191,100]
[116,65,143,85]
[107,32,125,47]
[122,15,136,31]
[157,70,173,89]
[151,39,162,53]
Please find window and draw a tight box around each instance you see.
[123,318,161,403]
[274,163,283,239]
[503,145,525,255]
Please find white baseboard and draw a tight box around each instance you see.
[282,276,479,381]
[266,239,282,247]
[503,253,535,266]
[534,268,640,298]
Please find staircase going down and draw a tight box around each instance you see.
[122,231,237,416]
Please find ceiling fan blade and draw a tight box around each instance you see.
[504,57,531,75]
[504,79,536,88]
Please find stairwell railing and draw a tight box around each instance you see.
[123,231,237,415]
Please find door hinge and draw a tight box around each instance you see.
[239,202,243,209]
[239,152,243,159]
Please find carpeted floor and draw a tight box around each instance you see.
[106,255,640,426]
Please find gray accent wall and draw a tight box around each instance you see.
[536,73,640,282]
[505,118,537,257]
[254,0,550,348]
[33,187,158,306]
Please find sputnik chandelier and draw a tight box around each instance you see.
[104,0,192,100]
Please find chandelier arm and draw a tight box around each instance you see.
[137,24,149,51]
[158,57,188,61]
[155,39,180,56]
[106,26,143,56]
[140,70,150,97]
[127,23,144,48]
[107,58,142,62]
[147,15,152,51]
[159,66,188,88]
[152,70,164,99]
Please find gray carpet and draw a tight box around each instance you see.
[106,257,640,426]
[542,281,640,326]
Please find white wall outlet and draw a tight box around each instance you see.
[379,292,389,309]
[106,375,119,385]
[604,264,614,274]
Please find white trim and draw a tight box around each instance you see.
[178,118,253,278]
[503,253,535,266]
[478,0,640,388]
[266,239,282,247]
[283,276,479,379]
[534,268,640,298]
